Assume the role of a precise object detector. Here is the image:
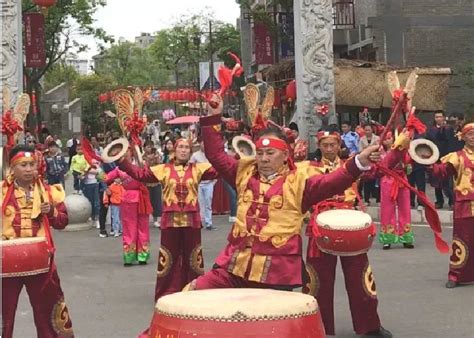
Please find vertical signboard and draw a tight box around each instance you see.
[24,13,46,68]
[254,22,273,65]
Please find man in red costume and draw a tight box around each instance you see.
[116,138,218,301]
[2,144,74,338]
[431,122,474,288]
[303,130,408,337]
[183,97,383,302]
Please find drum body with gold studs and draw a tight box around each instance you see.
[1,237,51,278]
[314,209,376,256]
[149,288,326,337]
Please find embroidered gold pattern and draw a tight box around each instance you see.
[190,244,204,275]
[362,264,377,298]
[450,238,468,269]
[157,247,173,278]
[51,297,74,336]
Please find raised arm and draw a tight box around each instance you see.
[118,160,161,184]
[200,114,238,187]
[48,201,68,230]
[302,157,362,212]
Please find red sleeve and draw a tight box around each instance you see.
[200,114,238,188]
[48,201,68,230]
[302,157,361,212]
[105,167,119,184]
[430,162,457,180]
[118,159,160,183]
[361,149,404,180]
[201,167,220,181]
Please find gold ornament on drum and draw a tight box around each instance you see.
[157,247,173,278]
[51,297,74,337]
[190,245,204,275]
[362,264,377,298]
[450,238,468,269]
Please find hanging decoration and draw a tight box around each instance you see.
[32,0,57,16]
[314,103,329,117]
[285,80,296,102]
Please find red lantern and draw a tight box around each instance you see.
[188,90,197,102]
[285,80,296,102]
[98,93,108,104]
[160,90,169,101]
[33,0,57,15]
[169,91,178,101]
[177,90,185,101]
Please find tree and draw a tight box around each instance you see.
[72,74,116,135]
[22,0,112,129]
[44,63,80,92]
[94,42,171,87]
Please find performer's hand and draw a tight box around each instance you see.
[207,94,223,115]
[358,145,381,166]
[40,202,52,215]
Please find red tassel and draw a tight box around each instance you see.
[81,137,101,166]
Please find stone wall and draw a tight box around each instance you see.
[370,0,474,115]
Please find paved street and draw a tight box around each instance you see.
[13,214,474,337]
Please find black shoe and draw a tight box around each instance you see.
[435,203,443,209]
[445,280,457,288]
[362,326,393,337]
[205,225,216,230]
[403,243,414,249]
[410,202,415,208]
[99,232,108,238]
[138,261,147,265]
[383,244,391,250]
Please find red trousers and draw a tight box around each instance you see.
[2,268,74,338]
[154,228,203,301]
[305,251,381,335]
[187,266,294,291]
[449,217,474,283]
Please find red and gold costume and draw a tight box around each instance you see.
[184,114,367,291]
[1,152,73,338]
[118,138,218,301]
[432,123,474,285]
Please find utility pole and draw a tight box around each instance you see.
[208,20,214,91]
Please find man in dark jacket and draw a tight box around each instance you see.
[426,111,454,209]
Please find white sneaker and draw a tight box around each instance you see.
[114,233,120,237]
[228,216,237,223]
[153,221,160,228]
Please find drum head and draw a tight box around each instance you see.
[316,209,372,230]
[102,138,129,163]
[156,288,318,321]
[232,136,256,158]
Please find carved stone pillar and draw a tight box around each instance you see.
[294,0,336,150]
[1,0,23,105]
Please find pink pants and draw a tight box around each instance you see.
[120,202,150,264]
[380,178,411,234]
[2,268,74,338]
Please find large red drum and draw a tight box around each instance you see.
[1,237,51,278]
[314,209,376,256]
[149,288,326,337]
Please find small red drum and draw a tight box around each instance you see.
[314,209,376,256]
[1,237,51,278]
[149,288,326,337]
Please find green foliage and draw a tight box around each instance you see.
[94,42,171,87]
[22,0,113,88]
[44,63,80,91]
[460,63,474,118]
[72,74,116,134]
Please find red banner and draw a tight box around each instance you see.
[254,22,273,65]
[24,13,46,68]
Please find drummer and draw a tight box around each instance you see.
[184,97,382,293]
[1,144,74,338]
[303,130,408,337]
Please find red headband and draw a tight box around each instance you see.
[255,137,289,151]
[461,123,474,136]
[316,131,341,142]
[10,151,36,166]
[174,138,192,149]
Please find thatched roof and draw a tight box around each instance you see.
[262,58,452,111]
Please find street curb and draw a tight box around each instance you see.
[366,206,453,224]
